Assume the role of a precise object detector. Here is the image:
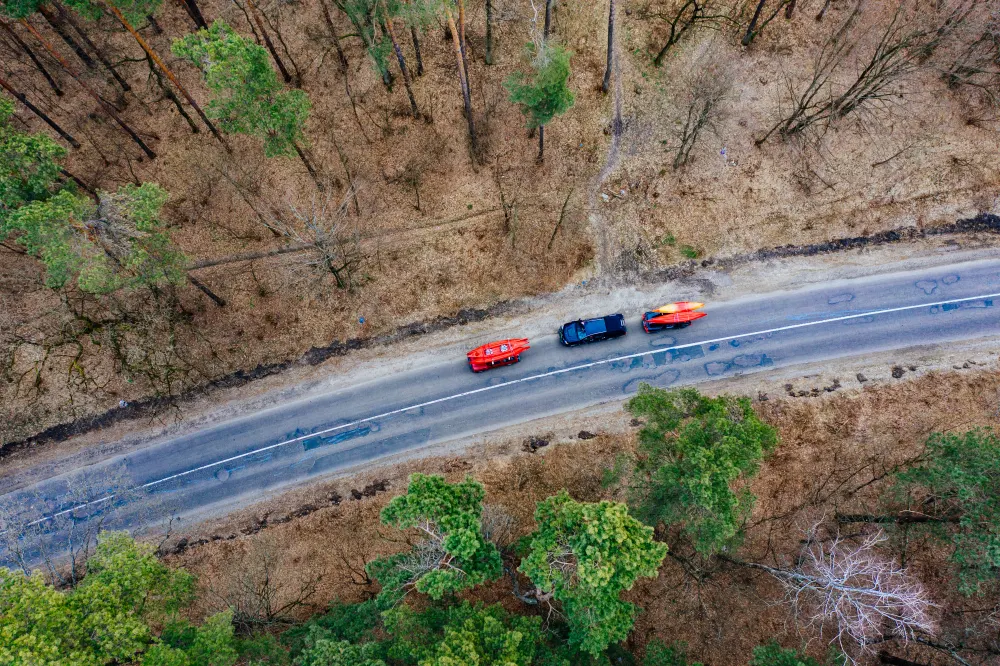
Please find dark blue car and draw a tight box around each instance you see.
[559,314,627,346]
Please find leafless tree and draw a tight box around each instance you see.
[669,44,732,168]
[645,0,731,66]
[741,0,794,47]
[733,526,936,663]
[481,503,515,550]
[0,464,155,587]
[758,1,975,144]
[207,536,321,634]
[941,7,1000,111]
[268,194,365,291]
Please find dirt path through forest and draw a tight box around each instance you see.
[587,26,625,276]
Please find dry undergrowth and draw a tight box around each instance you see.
[166,369,1000,665]
[4,0,1000,446]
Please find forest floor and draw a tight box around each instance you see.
[3,0,1000,445]
[161,358,1000,665]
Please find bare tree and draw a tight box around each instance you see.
[731,526,936,663]
[757,1,974,144]
[942,7,1000,109]
[481,503,516,550]
[269,194,365,290]
[646,0,730,66]
[0,464,154,587]
[741,0,794,47]
[669,43,732,168]
[207,535,321,634]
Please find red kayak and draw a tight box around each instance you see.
[647,311,706,325]
[467,338,530,372]
[643,309,707,332]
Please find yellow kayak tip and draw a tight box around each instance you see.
[654,301,705,314]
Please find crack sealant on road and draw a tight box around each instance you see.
[9,290,1000,533]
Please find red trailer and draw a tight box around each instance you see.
[467,338,530,372]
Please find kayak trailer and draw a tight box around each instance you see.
[467,338,530,373]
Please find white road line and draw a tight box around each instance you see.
[13,290,1000,530]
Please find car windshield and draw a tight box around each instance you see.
[563,322,583,341]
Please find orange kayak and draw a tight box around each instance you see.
[467,338,530,372]
[654,301,705,314]
[646,311,707,326]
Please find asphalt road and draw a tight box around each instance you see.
[3,258,1000,565]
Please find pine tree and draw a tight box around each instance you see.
[367,474,502,605]
[624,385,778,555]
[172,20,318,183]
[505,42,574,163]
[519,491,667,656]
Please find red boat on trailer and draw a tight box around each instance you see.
[642,302,707,332]
[467,338,530,372]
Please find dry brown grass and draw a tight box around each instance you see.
[4,0,1000,447]
[165,368,1000,664]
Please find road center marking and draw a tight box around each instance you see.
[13,290,1000,530]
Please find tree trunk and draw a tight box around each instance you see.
[187,243,311,269]
[330,132,361,215]
[784,0,796,19]
[146,13,163,34]
[485,0,493,65]
[835,512,960,525]
[878,654,929,666]
[187,275,226,306]
[247,0,292,83]
[104,3,230,151]
[815,0,831,21]
[319,0,370,142]
[52,1,131,92]
[36,5,94,69]
[0,74,79,148]
[410,25,423,75]
[548,187,572,249]
[457,0,471,96]
[382,12,419,118]
[543,0,553,38]
[602,0,614,93]
[293,141,324,189]
[60,168,95,196]
[741,0,767,46]
[0,20,63,96]
[20,20,156,158]
[178,0,208,29]
[144,52,199,133]
[445,8,476,155]
[319,0,348,71]
[246,0,294,85]
[537,124,544,163]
